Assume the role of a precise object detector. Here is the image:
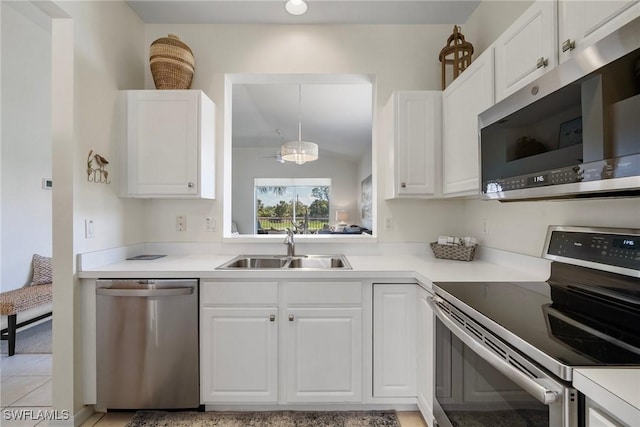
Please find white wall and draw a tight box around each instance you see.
[142,24,469,244]
[232,147,359,234]
[65,1,146,256]
[1,3,52,291]
[462,198,640,257]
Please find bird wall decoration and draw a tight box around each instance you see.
[87,150,111,184]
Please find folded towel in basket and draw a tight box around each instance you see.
[437,236,477,246]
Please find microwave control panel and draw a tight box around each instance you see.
[483,153,640,194]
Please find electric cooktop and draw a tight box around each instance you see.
[434,226,640,375]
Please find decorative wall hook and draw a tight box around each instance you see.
[87,150,111,184]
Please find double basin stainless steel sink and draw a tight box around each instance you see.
[216,254,352,270]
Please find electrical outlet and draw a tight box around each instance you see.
[176,215,187,232]
[204,216,216,232]
[481,218,489,235]
[384,217,393,231]
[85,219,95,239]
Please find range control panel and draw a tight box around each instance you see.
[547,229,640,270]
[483,153,640,194]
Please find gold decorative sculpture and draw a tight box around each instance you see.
[439,26,474,89]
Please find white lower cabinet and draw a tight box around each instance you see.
[373,284,417,397]
[200,307,278,403]
[285,307,362,402]
[416,287,435,424]
[586,397,630,427]
[200,280,362,405]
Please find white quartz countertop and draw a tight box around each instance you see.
[574,368,640,424]
[77,252,551,286]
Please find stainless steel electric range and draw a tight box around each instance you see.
[430,226,640,427]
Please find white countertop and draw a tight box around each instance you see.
[77,252,551,286]
[574,368,640,425]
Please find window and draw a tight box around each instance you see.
[255,178,330,234]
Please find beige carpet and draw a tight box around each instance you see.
[125,410,400,427]
[0,319,52,354]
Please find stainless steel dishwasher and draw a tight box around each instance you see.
[96,279,199,411]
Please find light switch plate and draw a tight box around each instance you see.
[85,219,95,239]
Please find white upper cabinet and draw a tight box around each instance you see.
[383,91,442,199]
[442,48,494,197]
[494,0,557,102]
[558,0,640,63]
[120,90,215,198]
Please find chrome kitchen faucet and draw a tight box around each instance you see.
[284,228,295,257]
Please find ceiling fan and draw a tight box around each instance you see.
[259,128,286,163]
[260,152,285,163]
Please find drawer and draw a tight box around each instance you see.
[201,281,278,305]
[286,281,362,305]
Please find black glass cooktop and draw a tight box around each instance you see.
[434,275,640,367]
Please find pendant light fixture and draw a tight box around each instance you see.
[281,85,318,165]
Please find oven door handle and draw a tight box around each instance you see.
[428,296,562,405]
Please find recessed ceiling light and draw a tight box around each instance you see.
[285,0,308,16]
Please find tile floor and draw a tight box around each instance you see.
[1,354,54,426]
[1,354,429,427]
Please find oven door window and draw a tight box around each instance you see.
[435,318,551,427]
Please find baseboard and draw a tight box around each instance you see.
[43,405,92,426]
[204,403,419,412]
[68,405,94,427]
[417,396,434,426]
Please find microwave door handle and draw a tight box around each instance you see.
[427,296,562,405]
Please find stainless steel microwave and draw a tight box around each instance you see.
[479,17,640,201]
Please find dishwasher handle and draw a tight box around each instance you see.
[96,287,194,297]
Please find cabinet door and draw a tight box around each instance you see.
[417,287,435,423]
[122,90,215,198]
[200,307,278,403]
[373,284,417,397]
[494,0,557,102]
[586,397,629,427]
[559,0,640,63]
[442,49,494,196]
[285,307,362,402]
[385,91,442,198]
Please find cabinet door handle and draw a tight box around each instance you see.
[536,57,549,69]
[400,182,407,188]
[561,39,575,52]
[289,315,294,322]
[187,182,194,188]
[270,315,276,322]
